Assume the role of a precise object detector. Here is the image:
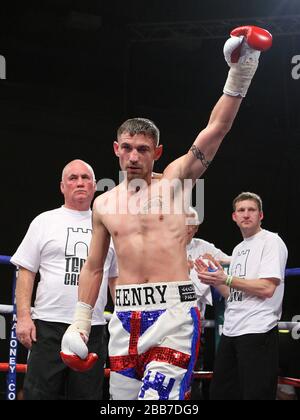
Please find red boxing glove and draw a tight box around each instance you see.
[60,302,98,372]
[223,25,272,97]
[60,351,98,372]
[231,26,272,52]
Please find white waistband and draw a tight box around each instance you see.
[114,281,196,310]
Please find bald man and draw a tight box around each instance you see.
[11,160,118,400]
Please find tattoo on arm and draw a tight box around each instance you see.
[189,145,211,169]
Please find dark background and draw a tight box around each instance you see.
[1,0,300,397]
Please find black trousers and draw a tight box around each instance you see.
[210,327,279,400]
[24,320,107,400]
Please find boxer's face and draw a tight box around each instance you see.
[114,133,162,181]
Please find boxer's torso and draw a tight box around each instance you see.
[97,179,190,285]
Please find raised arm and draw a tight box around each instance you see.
[184,94,242,181]
[163,26,272,183]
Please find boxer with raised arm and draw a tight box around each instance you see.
[61,27,272,400]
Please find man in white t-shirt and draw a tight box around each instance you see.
[11,160,118,400]
[195,192,288,400]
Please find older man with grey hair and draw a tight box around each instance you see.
[11,160,118,400]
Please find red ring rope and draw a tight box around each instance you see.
[0,363,299,388]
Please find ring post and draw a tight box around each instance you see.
[0,256,18,400]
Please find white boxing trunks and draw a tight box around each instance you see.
[109,281,201,400]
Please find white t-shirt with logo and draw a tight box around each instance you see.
[187,237,231,307]
[11,206,118,325]
[224,229,288,337]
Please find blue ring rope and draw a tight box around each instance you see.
[0,255,12,265]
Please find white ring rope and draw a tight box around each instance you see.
[0,304,299,331]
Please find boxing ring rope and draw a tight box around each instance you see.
[285,268,300,277]
[1,254,300,398]
[0,256,12,265]
[1,304,299,331]
[0,363,300,389]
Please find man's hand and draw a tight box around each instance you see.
[16,316,36,349]
[202,254,231,269]
[201,253,218,264]
[223,25,272,97]
[60,302,98,372]
[194,258,227,287]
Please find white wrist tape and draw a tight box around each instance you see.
[223,61,259,97]
[224,42,261,97]
[71,301,93,338]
